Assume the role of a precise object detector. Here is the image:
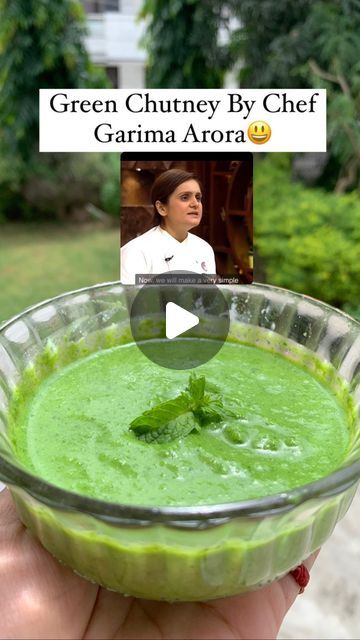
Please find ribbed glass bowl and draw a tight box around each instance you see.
[0,282,359,601]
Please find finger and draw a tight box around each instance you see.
[0,488,22,532]
[0,487,98,639]
[278,549,320,612]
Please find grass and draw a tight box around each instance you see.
[0,222,119,324]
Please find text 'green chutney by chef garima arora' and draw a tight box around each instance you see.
[9,338,355,507]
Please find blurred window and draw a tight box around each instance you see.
[105,66,119,87]
[83,1,120,12]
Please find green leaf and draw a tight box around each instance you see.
[137,411,199,444]
[130,393,191,434]
[194,394,224,425]
[187,372,205,407]
[130,373,228,444]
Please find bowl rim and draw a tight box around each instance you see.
[0,281,359,524]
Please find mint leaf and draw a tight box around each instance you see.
[187,373,205,407]
[204,381,221,395]
[130,373,226,444]
[136,412,199,444]
[194,393,223,425]
[130,393,191,434]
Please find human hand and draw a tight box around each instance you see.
[0,489,317,640]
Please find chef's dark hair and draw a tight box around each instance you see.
[150,169,201,226]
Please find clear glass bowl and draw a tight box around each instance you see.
[0,282,359,601]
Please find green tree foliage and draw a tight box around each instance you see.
[230,0,360,191]
[229,0,313,89]
[20,153,116,220]
[0,0,112,220]
[140,0,230,88]
[0,0,105,163]
[255,155,360,314]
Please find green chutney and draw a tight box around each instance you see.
[10,339,353,505]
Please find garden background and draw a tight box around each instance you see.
[0,2,359,638]
[0,1,359,324]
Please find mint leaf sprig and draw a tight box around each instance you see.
[130,373,223,444]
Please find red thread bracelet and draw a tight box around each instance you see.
[290,564,310,594]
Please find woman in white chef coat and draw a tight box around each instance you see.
[121,169,216,284]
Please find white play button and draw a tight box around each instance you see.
[165,302,199,340]
[130,271,230,369]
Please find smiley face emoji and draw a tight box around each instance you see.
[247,121,271,144]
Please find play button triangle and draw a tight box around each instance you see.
[165,302,199,340]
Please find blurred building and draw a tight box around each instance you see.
[81,1,240,90]
[81,0,146,88]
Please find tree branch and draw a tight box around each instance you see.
[308,59,351,97]
[335,158,358,193]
